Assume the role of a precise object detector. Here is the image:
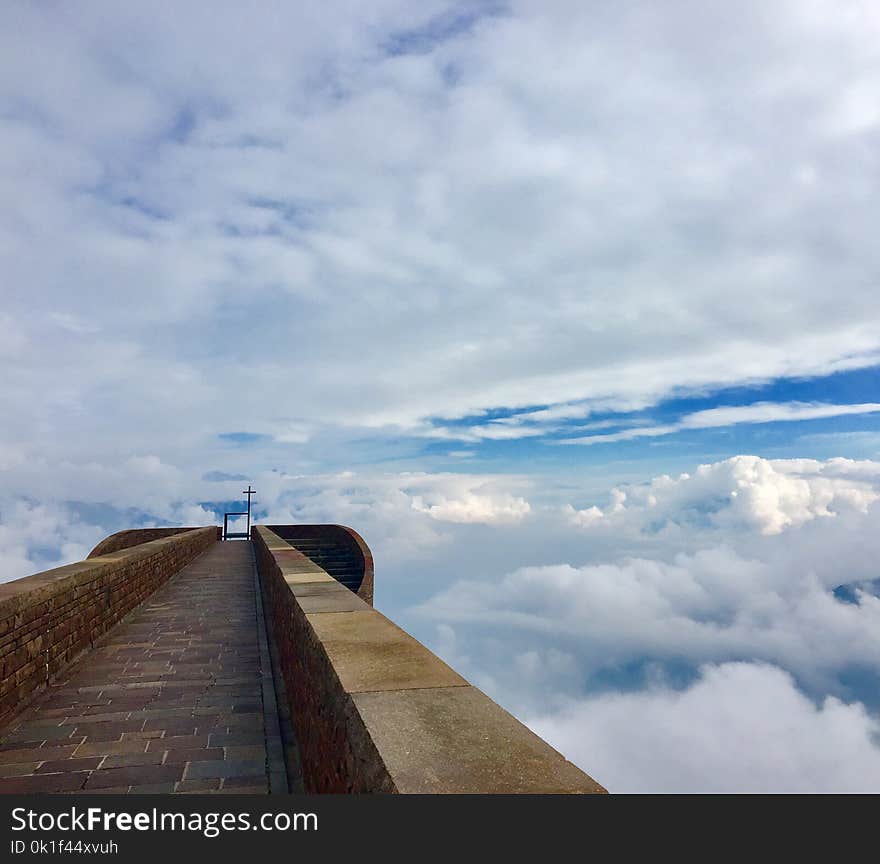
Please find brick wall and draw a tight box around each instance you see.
[253,525,606,794]
[0,527,219,728]
[87,527,204,559]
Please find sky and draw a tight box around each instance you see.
[2,1,879,792]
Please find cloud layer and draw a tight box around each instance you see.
[403,455,880,790]
[529,662,880,793]
[2,1,880,470]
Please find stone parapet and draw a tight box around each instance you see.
[262,524,374,605]
[87,527,215,559]
[0,527,218,728]
[253,524,606,794]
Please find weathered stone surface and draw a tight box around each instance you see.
[307,610,467,694]
[0,542,285,794]
[288,582,353,597]
[0,771,89,793]
[87,528,212,559]
[281,570,336,586]
[352,686,606,794]
[296,590,372,615]
[0,528,218,727]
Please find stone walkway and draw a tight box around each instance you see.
[0,542,289,794]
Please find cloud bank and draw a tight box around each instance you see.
[406,455,880,791]
[529,662,880,793]
[6,452,878,790]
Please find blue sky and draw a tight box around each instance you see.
[2,1,880,791]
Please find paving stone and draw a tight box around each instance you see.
[176,778,221,792]
[121,730,164,741]
[0,762,40,777]
[0,744,80,764]
[162,747,224,764]
[74,739,147,757]
[225,745,266,761]
[224,713,264,730]
[36,757,103,774]
[0,772,88,793]
[129,782,176,793]
[101,751,165,768]
[216,783,266,794]
[0,542,274,795]
[4,725,79,743]
[146,734,210,751]
[61,711,131,725]
[68,721,145,740]
[129,708,195,720]
[208,731,264,747]
[84,765,184,789]
[184,759,266,780]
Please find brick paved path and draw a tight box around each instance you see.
[0,542,287,794]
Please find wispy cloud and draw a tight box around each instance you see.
[560,402,880,445]
[423,402,652,442]
[683,401,880,429]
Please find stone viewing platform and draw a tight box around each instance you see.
[0,525,605,794]
[0,542,285,793]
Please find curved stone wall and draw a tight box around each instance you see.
[87,527,211,559]
[263,524,374,605]
[0,527,218,728]
[253,525,605,794]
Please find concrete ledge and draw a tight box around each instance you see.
[253,525,606,794]
[351,687,605,794]
[0,527,219,728]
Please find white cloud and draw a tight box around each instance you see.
[528,662,880,793]
[416,542,880,689]
[50,312,101,335]
[412,489,530,523]
[564,503,603,527]
[254,469,537,564]
[565,454,880,535]
[421,422,549,442]
[561,423,679,445]
[684,401,880,428]
[2,1,880,463]
[561,402,880,445]
[0,501,104,582]
[0,314,27,356]
[407,456,880,783]
[1,465,531,582]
